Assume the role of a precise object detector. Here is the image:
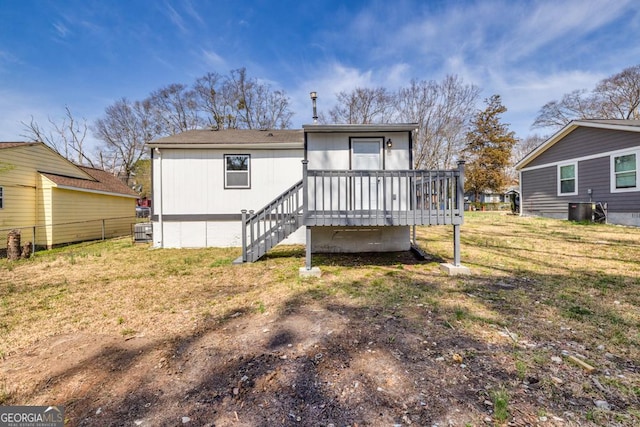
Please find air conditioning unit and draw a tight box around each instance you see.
[133,222,152,243]
[568,202,592,221]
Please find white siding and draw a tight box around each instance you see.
[156,220,305,248]
[154,148,303,215]
[152,147,304,248]
[306,132,411,170]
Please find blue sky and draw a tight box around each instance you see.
[1,0,640,146]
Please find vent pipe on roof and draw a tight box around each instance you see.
[310,91,318,124]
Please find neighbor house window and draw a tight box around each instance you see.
[611,152,637,192]
[0,186,3,209]
[558,162,577,195]
[224,154,250,189]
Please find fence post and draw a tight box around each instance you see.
[101,219,106,241]
[32,226,36,255]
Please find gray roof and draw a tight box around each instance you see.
[515,119,640,170]
[576,119,640,128]
[303,123,418,132]
[0,142,40,149]
[41,167,138,198]
[149,129,304,146]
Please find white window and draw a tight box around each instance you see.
[224,154,250,189]
[0,186,3,209]
[558,162,577,196]
[611,152,638,192]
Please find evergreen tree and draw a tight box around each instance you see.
[463,95,517,203]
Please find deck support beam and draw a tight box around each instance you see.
[453,223,461,267]
[305,226,312,270]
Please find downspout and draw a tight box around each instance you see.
[155,147,164,247]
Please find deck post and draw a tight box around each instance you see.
[302,160,312,270]
[241,209,248,262]
[305,226,312,270]
[454,160,466,267]
[453,224,461,266]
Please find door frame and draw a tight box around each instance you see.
[349,137,385,210]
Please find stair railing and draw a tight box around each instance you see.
[241,179,304,262]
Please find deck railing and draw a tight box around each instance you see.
[238,161,465,264]
[302,161,465,227]
[240,179,304,262]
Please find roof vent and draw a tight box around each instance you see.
[267,132,273,137]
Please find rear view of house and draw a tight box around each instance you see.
[0,142,138,251]
[149,123,468,274]
[516,120,640,226]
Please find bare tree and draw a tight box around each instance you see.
[147,83,202,135]
[252,86,293,129]
[93,98,159,184]
[533,64,640,130]
[193,71,237,129]
[21,106,95,167]
[532,89,597,129]
[593,65,640,119]
[327,87,396,124]
[396,76,480,169]
[508,134,547,182]
[223,68,293,129]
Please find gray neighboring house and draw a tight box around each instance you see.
[515,119,640,226]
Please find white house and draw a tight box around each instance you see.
[149,123,467,273]
[148,129,305,248]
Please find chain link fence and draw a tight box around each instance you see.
[1,216,138,258]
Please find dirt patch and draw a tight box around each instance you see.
[1,214,639,426]
[4,299,625,426]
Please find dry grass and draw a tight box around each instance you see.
[1,212,639,425]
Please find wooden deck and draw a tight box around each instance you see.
[303,166,464,227]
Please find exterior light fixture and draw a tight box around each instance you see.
[310,91,318,123]
[386,138,392,148]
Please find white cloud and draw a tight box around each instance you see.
[164,2,187,33]
[201,49,226,69]
[53,21,70,38]
[289,62,375,126]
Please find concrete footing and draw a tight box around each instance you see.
[299,266,322,278]
[439,263,471,276]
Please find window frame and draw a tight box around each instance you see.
[557,161,578,196]
[224,154,251,189]
[610,150,638,193]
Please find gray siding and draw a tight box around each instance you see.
[522,156,639,218]
[527,127,640,168]
[521,167,564,218]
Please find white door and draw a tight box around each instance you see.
[352,139,382,210]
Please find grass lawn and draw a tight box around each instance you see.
[1,212,638,426]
